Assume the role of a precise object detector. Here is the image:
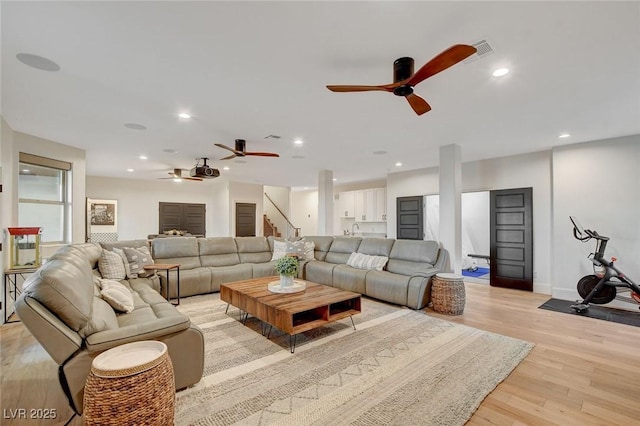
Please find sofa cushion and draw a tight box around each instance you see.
[325,237,362,264]
[332,265,368,294]
[199,238,241,267]
[98,279,135,313]
[121,246,154,278]
[346,252,388,271]
[365,271,410,306]
[252,261,277,278]
[209,264,253,292]
[305,260,338,285]
[386,240,440,276]
[236,237,272,264]
[22,256,95,332]
[301,236,334,261]
[152,237,201,270]
[98,249,126,280]
[100,240,149,252]
[79,296,119,338]
[357,238,395,257]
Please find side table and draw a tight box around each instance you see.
[431,273,466,315]
[4,267,39,323]
[143,263,181,305]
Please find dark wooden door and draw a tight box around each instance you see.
[396,196,423,240]
[490,188,533,291]
[236,203,256,237]
[159,202,206,236]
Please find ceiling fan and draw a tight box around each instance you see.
[159,168,203,182]
[326,44,477,115]
[214,139,280,160]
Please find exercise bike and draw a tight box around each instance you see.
[569,216,640,313]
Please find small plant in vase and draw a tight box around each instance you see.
[275,255,299,287]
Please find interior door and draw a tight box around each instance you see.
[236,203,256,237]
[490,188,533,291]
[159,202,206,236]
[396,196,424,240]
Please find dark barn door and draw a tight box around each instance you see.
[236,203,256,237]
[396,196,424,240]
[490,188,533,291]
[159,202,206,236]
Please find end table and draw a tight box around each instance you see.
[143,264,181,305]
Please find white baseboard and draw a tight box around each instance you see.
[533,282,552,295]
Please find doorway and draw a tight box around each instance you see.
[396,196,424,240]
[159,202,206,236]
[235,203,256,237]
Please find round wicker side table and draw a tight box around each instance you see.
[83,341,175,425]
[431,273,466,315]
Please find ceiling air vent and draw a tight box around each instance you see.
[463,39,494,63]
[264,135,281,139]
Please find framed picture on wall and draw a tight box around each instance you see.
[86,198,118,242]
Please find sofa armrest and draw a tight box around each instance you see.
[85,315,190,353]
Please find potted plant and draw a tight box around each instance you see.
[274,255,298,287]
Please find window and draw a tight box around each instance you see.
[18,153,71,244]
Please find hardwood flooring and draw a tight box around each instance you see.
[1,282,638,425]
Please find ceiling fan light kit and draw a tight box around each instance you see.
[327,44,477,115]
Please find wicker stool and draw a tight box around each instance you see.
[431,273,466,315]
[83,341,175,425]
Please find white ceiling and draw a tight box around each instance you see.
[2,1,639,188]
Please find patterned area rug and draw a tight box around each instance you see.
[176,293,533,425]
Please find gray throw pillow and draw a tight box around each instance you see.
[121,246,154,279]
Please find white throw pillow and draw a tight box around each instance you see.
[346,252,389,271]
[98,249,126,280]
[271,240,288,261]
[303,241,315,261]
[98,279,134,313]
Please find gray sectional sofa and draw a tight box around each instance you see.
[152,235,449,310]
[15,241,205,415]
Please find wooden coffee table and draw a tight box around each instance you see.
[221,276,361,352]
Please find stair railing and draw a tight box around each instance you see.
[264,192,301,238]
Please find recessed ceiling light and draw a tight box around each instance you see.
[223,166,230,171]
[333,178,337,181]
[16,53,60,71]
[303,187,309,190]
[178,113,191,119]
[395,162,403,167]
[124,123,147,130]
[163,149,177,154]
[558,133,571,139]
[492,68,509,77]
[126,168,134,172]
[139,155,148,160]
[173,178,182,183]
[373,150,387,155]
[294,139,303,145]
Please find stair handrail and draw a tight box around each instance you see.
[264,192,301,238]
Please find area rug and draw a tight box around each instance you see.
[175,293,533,425]
[539,298,640,327]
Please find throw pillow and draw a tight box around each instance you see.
[112,248,132,278]
[346,252,389,271]
[121,246,154,279]
[303,240,315,261]
[271,240,288,261]
[98,249,126,280]
[98,279,134,313]
[286,240,305,258]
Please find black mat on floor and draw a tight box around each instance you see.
[539,298,640,327]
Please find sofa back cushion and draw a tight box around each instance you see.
[357,238,395,257]
[151,237,201,270]
[100,240,149,252]
[199,237,241,267]
[302,236,334,261]
[236,237,272,263]
[325,237,362,264]
[386,240,440,275]
[22,247,96,332]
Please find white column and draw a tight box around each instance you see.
[439,144,462,274]
[317,170,334,236]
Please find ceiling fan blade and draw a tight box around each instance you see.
[326,85,392,93]
[405,94,431,115]
[245,152,280,157]
[407,44,477,87]
[183,177,203,181]
[219,153,238,160]
[214,143,241,154]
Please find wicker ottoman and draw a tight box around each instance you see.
[83,341,175,425]
[431,273,466,315]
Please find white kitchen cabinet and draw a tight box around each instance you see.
[339,191,355,218]
[374,187,387,221]
[354,190,365,221]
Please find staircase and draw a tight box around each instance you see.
[263,214,281,237]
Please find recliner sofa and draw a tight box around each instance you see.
[15,241,205,414]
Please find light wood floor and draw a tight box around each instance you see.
[1,282,639,425]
